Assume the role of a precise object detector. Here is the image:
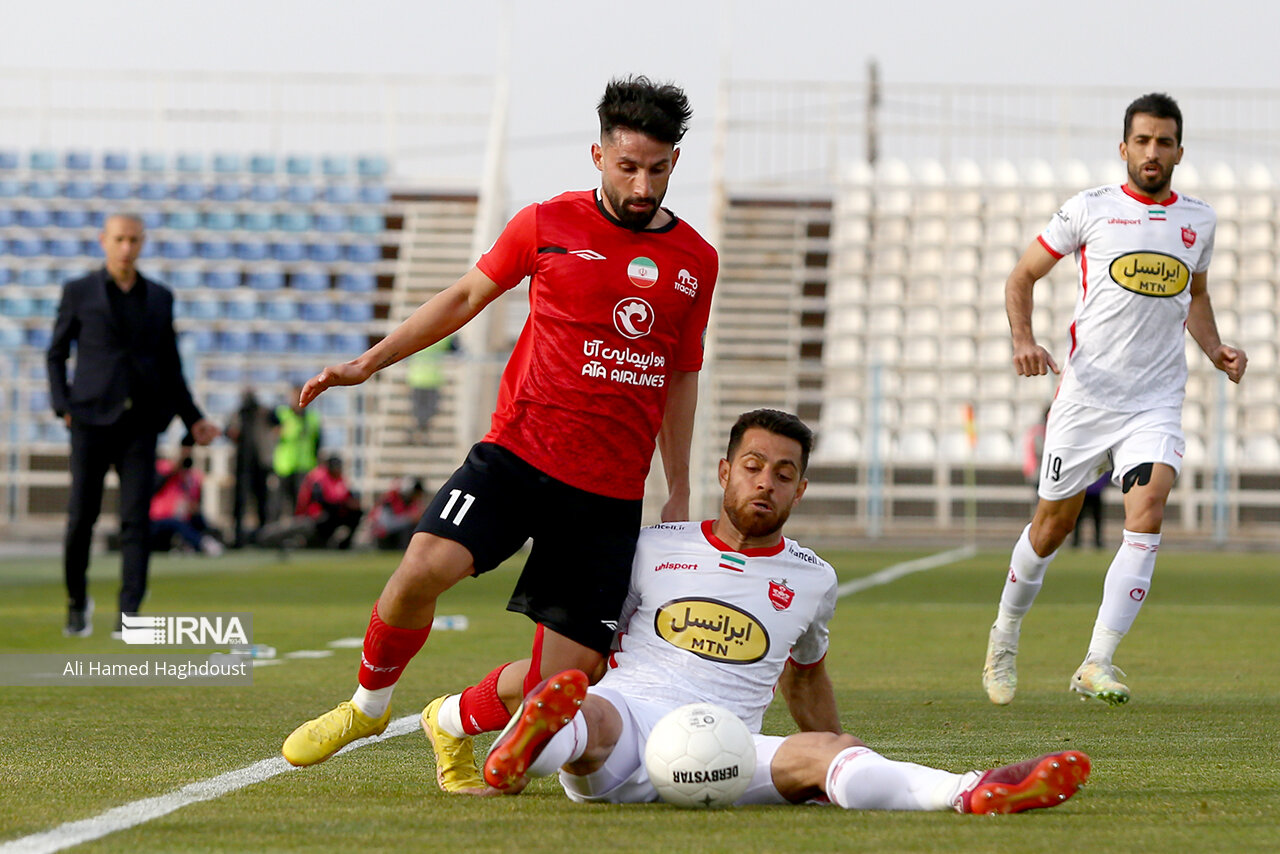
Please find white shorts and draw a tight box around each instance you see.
[558,686,788,806]
[1038,400,1185,501]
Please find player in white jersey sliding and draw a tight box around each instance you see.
[468,409,1089,813]
[982,92,1247,707]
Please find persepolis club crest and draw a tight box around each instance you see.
[767,579,795,611]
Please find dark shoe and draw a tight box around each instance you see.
[63,598,94,637]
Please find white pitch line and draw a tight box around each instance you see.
[0,714,421,854]
[836,544,977,598]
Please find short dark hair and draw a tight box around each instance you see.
[726,409,814,475]
[597,76,692,145]
[1124,92,1183,145]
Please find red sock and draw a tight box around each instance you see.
[357,601,431,690]
[457,663,512,735]
[523,623,547,694]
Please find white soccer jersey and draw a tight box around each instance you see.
[596,520,838,733]
[1038,184,1216,412]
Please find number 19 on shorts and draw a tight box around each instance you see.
[440,489,476,525]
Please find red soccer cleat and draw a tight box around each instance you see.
[960,750,1091,815]
[482,669,589,793]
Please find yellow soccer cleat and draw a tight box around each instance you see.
[282,701,392,766]
[1070,661,1131,706]
[421,695,487,793]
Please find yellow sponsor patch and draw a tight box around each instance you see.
[654,598,769,663]
[1109,252,1190,297]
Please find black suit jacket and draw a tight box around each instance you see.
[47,268,203,434]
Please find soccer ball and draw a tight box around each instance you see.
[643,703,757,808]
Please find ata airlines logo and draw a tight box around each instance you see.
[627,256,659,288]
[614,298,655,339]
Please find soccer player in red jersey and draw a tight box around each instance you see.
[282,77,718,781]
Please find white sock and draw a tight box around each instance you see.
[526,713,589,777]
[825,746,967,811]
[1088,529,1159,660]
[435,694,467,739]
[351,685,394,719]
[994,524,1057,635]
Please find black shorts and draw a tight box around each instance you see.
[415,442,642,653]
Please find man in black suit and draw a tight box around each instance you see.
[47,213,220,637]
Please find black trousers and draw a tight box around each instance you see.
[232,455,271,545]
[64,414,157,613]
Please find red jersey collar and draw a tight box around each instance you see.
[700,519,786,558]
[1122,184,1178,206]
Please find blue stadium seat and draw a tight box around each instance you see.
[203,269,240,290]
[291,271,329,291]
[172,182,205,202]
[345,243,380,264]
[11,237,45,257]
[271,241,306,263]
[1,294,37,317]
[210,182,243,202]
[84,241,105,259]
[322,156,351,177]
[138,210,163,230]
[88,210,108,228]
[349,213,383,234]
[337,301,374,324]
[285,156,313,176]
[0,150,18,170]
[34,296,59,316]
[28,388,51,411]
[284,184,317,204]
[217,330,253,353]
[202,210,237,231]
[0,268,11,285]
[65,151,93,171]
[313,212,347,232]
[246,270,284,291]
[248,365,283,383]
[198,240,233,261]
[240,211,274,231]
[161,236,195,261]
[25,327,52,348]
[102,152,129,172]
[294,331,329,353]
[206,365,244,383]
[139,152,166,172]
[332,332,368,353]
[235,241,268,262]
[54,209,91,229]
[276,211,311,232]
[26,180,59,199]
[62,180,96,200]
[176,153,204,173]
[337,272,375,293]
[99,181,132,201]
[248,183,280,203]
[300,300,335,322]
[18,209,53,228]
[0,323,22,348]
[19,268,54,286]
[136,181,169,201]
[165,210,200,230]
[187,328,218,352]
[222,298,257,321]
[359,183,389,203]
[0,179,20,197]
[324,185,358,205]
[307,243,341,263]
[42,421,69,443]
[48,238,81,258]
[139,240,158,258]
[186,299,220,320]
[0,209,13,228]
[262,299,299,322]
[255,330,289,353]
[249,154,276,175]
[213,154,242,174]
[167,269,202,290]
[357,156,388,178]
[29,151,57,171]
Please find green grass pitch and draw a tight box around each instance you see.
[1,543,1277,852]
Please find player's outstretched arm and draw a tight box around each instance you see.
[657,369,698,522]
[299,267,503,407]
[1186,272,1247,384]
[777,659,841,734]
[1005,240,1061,378]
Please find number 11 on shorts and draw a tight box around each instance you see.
[440,489,476,525]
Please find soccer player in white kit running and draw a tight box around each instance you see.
[982,93,1247,707]
[478,410,1090,814]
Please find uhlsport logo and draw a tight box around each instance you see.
[627,256,659,288]
[120,613,251,648]
[614,297,655,339]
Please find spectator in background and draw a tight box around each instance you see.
[150,435,222,555]
[406,335,456,441]
[1072,473,1110,549]
[274,385,320,521]
[47,212,219,638]
[296,455,363,550]
[369,478,427,551]
[226,388,279,548]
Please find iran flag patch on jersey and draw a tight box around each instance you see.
[627,256,659,288]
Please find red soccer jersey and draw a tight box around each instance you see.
[476,190,718,499]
